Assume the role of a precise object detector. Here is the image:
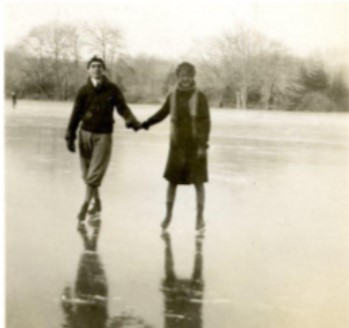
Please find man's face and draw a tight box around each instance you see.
[88,61,104,79]
[178,70,194,88]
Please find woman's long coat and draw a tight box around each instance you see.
[146,88,211,185]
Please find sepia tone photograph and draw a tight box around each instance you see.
[3,0,349,327]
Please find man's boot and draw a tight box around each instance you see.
[88,198,102,215]
[77,202,89,221]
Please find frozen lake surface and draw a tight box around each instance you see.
[5,100,349,328]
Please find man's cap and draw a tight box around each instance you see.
[87,56,106,70]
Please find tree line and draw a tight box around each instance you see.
[5,22,349,111]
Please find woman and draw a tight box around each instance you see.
[142,62,211,231]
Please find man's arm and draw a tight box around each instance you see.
[65,88,85,147]
[114,86,140,130]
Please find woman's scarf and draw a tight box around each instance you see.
[170,82,199,143]
[176,81,196,92]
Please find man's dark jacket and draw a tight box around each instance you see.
[66,76,138,141]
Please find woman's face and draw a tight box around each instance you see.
[178,70,194,88]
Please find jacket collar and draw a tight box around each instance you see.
[86,75,109,91]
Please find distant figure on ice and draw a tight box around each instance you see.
[141,62,211,231]
[65,56,141,222]
[61,221,108,328]
[11,91,17,109]
[161,232,204,328]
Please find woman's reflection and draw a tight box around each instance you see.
[161,232,204,328]
[61,221,108,328]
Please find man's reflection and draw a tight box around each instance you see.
[61,221,108,328]
[161,232,204,328]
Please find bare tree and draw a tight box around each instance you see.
[19,22,85,99]
[195,24,297,110]
[84,22,123,78]
[117,55,173,103]
[214,25,265,109]
[196,58,227,106]
[253,41,290,109]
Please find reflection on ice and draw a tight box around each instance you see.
[161,232,204,328]
[61,221,108,328]
[61,220,154,328]
[6,102,349,328]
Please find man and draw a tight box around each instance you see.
[65,56,141,222]
[61,220,107,328]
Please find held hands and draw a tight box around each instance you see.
[126,119,151,131]
[126,120,142,132]
[133,121,142,132]
[140,121,150,130]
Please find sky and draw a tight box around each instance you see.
[3,0,349,61]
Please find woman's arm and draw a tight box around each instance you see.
[197,92,211,150]
[143,95,171,129]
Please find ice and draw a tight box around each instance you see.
[5,100,349,328]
